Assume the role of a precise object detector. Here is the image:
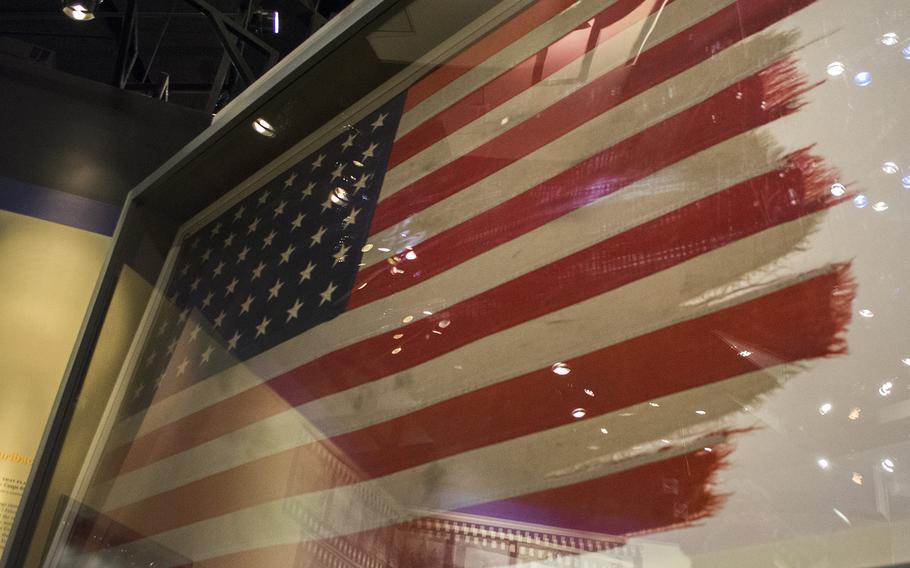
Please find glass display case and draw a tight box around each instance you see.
[6,0,910,566]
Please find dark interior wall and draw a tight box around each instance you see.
[0,53,211,207]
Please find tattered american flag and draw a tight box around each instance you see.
[63,0,854,565]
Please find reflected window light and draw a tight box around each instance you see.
[377,247,391,252]
[422,310,433,315]
[704,447,713,453]
[818,402,833,415]
[853,71,872,86]
[901,358,910,366]
[882,458,896,473]
[852,472,864,485]
[872,201,889,212]
[649,402,660,407]
[903,44,910,59]
[571,408,586,419]
[826,61,845,76]
[833,508,851,526]
[252,117,276,137]
[853,194,868,208]
[432,330,442,335]
[881,32,900,46]
[902,176,910,189]
[848,407,861,420]
[882,161,900,175]
[500,117,509,126]
[393,333,404,339]
[879,381,894,396]
[391,347,402,355]
[438,319,451,329]
[405,250,418,260]
[330,187,349,205]
[818,458,831,470]
[660,439,670,444]
[352,160,365,168]
[584,388,595,397]
[858,308,874,318]
[551,362,571,376]
[695,409,707,415]
[830,183,847,197]
[402,315,414,323]
[738,350,753,357]
[600,427,609,435]
[361,243,373,252]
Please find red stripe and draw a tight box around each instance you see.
[353,58,812,308]
[402,0,581,113]
[96,145,841,483]
[374,0,819,234]
[188,446,730,568]
[103,263,851,538]
[390,0,670,167]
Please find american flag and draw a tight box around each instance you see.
[60,0,854,565]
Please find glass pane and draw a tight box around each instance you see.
[26,0,910,566]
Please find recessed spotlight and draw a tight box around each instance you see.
[252,117,276,137]
[63,0,100,21]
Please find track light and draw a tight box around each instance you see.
[62,0,101,21]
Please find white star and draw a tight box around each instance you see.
[247,217,260,234]
[202,291,214,308]
[213,261,225,276]
[273,201,286,218]
[279,244,295,265]
[214,310,226,328]
[189,323,201,342]
[342,208,360,228]
[132,383,145,400]
[290,212,305,231]
[223,233,235,248]
[237,246,250,261]
[255,316,271,337]
[361,142,378,160]
[225,277,238,296]
[167,337,178,355]
[210,222,222,236]
[283,171,297,189]
[227,330,241,351]
[178,307,189,323]
[320,194,334,213]
[311,153,325,170]
[310,226,327,247]
[319,281,338,306]
[268,279,284,301]
[251,261,266,280]
[262,230,276,249]
[352,173,370,194]
[257,191,270,205]
[239,294,254,314]
[233,205,246,220]
[201,249,212,263]
[333,244,351,266]
[302,182,315,198]
[176,358,189,376]
[370,112,387,131]
[286,298,303,322]
[330,162,345,182]
[157,320,168,336]
[190,277,201,292]
[299,261,315,283]
[201,344,215,364]
[341,133,356,151]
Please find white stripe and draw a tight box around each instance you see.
[368,26,797,257]
[108,365,776,561]
[381,0,734,202]
[97,211,827,510]
[395,0,625,138]
[106,26,799,449]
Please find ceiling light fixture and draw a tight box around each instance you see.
[62,0,101,21]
